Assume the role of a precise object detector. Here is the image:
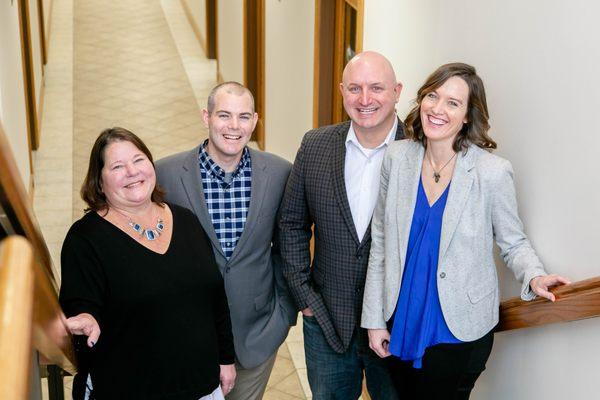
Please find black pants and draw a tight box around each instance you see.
[386,330,494,400]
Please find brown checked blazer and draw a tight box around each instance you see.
[279,119,404,353]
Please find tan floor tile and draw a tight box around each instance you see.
[263,388,305,400]
[272,372,307,398]
[267,356,295,388]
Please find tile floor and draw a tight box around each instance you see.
[34,0,309,398]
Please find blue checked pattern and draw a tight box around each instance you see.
[199,141,252,259]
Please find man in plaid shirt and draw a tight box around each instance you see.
[157,82,297,400]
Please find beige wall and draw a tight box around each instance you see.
[264,0,314,162]
[29,0,44,113]
[0,0,32,187]
[216,0,243,82]
[43,0,52,41]
[182,0,207,50]
[364,0,600,398]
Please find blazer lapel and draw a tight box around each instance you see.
[438,147,476,263]
[227,149,268,264]
[396,143,424,268]
[330,123,360,246]
[180,147,226,258]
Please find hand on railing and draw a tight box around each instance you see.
[65,313,100,347]
[530,274,572,302]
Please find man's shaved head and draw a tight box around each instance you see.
[342,51,397,86]
[207,81,255,114]
[339,51,402,141]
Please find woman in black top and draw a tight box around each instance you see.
[60,127,235,399]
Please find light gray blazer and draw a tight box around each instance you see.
[156,146,297,369]
[361,140,547,341]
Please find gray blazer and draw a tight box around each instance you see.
[156,146,297,369]
[361,140,547,341]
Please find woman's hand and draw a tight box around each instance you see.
[530,274,571,302]
[65,313,100,347]
[220,364,236,395]
[368,329,391,358]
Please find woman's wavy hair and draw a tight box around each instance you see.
[404,62,497,152]
[80,127,165,212]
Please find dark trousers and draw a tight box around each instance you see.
[303,315,398,400]
[386,330,494,400]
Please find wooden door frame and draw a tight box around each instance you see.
[206,0,217,59]
[36,0,47,65]
[313,0,364,128]
[243,0,265,150]
[180,0,217,60]
[17,0,39,163]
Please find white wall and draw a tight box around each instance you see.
[217,0,243,82]
[0,0,32,187]
[364,1,600,398]
[264,0,314,162]
[183,0,207,49]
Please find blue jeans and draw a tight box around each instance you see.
[303,315,398,400]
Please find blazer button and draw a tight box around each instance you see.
[355,254,362,260]
[226,267,231,273]
[439,272,446,279]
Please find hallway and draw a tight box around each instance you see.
[34,0,307,398]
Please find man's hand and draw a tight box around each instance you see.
[301,307,314,317]
[220,364,236,395]
[368,329,391,358]
[65,313,100,347]
[530,274,571,302]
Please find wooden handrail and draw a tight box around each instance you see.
[498,277,600,332]
[0,236,35,399]
[0,122,58,291]
[0,122,76,373]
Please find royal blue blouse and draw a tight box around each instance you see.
[389,178,461,368]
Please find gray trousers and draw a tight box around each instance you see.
[225,353,277,400]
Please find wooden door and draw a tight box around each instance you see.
[313,0,364,128]
[243,0,265,150]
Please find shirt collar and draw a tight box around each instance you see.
[198,139,250,181]
[345,116,398,151]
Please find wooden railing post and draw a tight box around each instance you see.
[0,236,35,400]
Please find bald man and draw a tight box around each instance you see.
[280,52,403,399]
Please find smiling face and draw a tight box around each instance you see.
[100,140,156,209]
[203,89,258,169]
[420,76,470,146]
[340,52,402,137]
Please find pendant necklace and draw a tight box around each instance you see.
[427,151,457,183]
[110,206,165,241]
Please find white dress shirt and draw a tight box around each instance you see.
[344,118,397,242]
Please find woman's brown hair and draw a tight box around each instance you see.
[404,62,497,152]
[80,127,165,212]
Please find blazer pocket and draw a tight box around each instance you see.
[467,284,495,304]
[254,290,274,311]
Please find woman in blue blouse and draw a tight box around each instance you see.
[361,63,570,398]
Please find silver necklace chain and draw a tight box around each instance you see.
[427,151,457,183]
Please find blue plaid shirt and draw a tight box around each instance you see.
[199,141,252,259]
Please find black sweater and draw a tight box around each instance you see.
[59,204,234,399]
